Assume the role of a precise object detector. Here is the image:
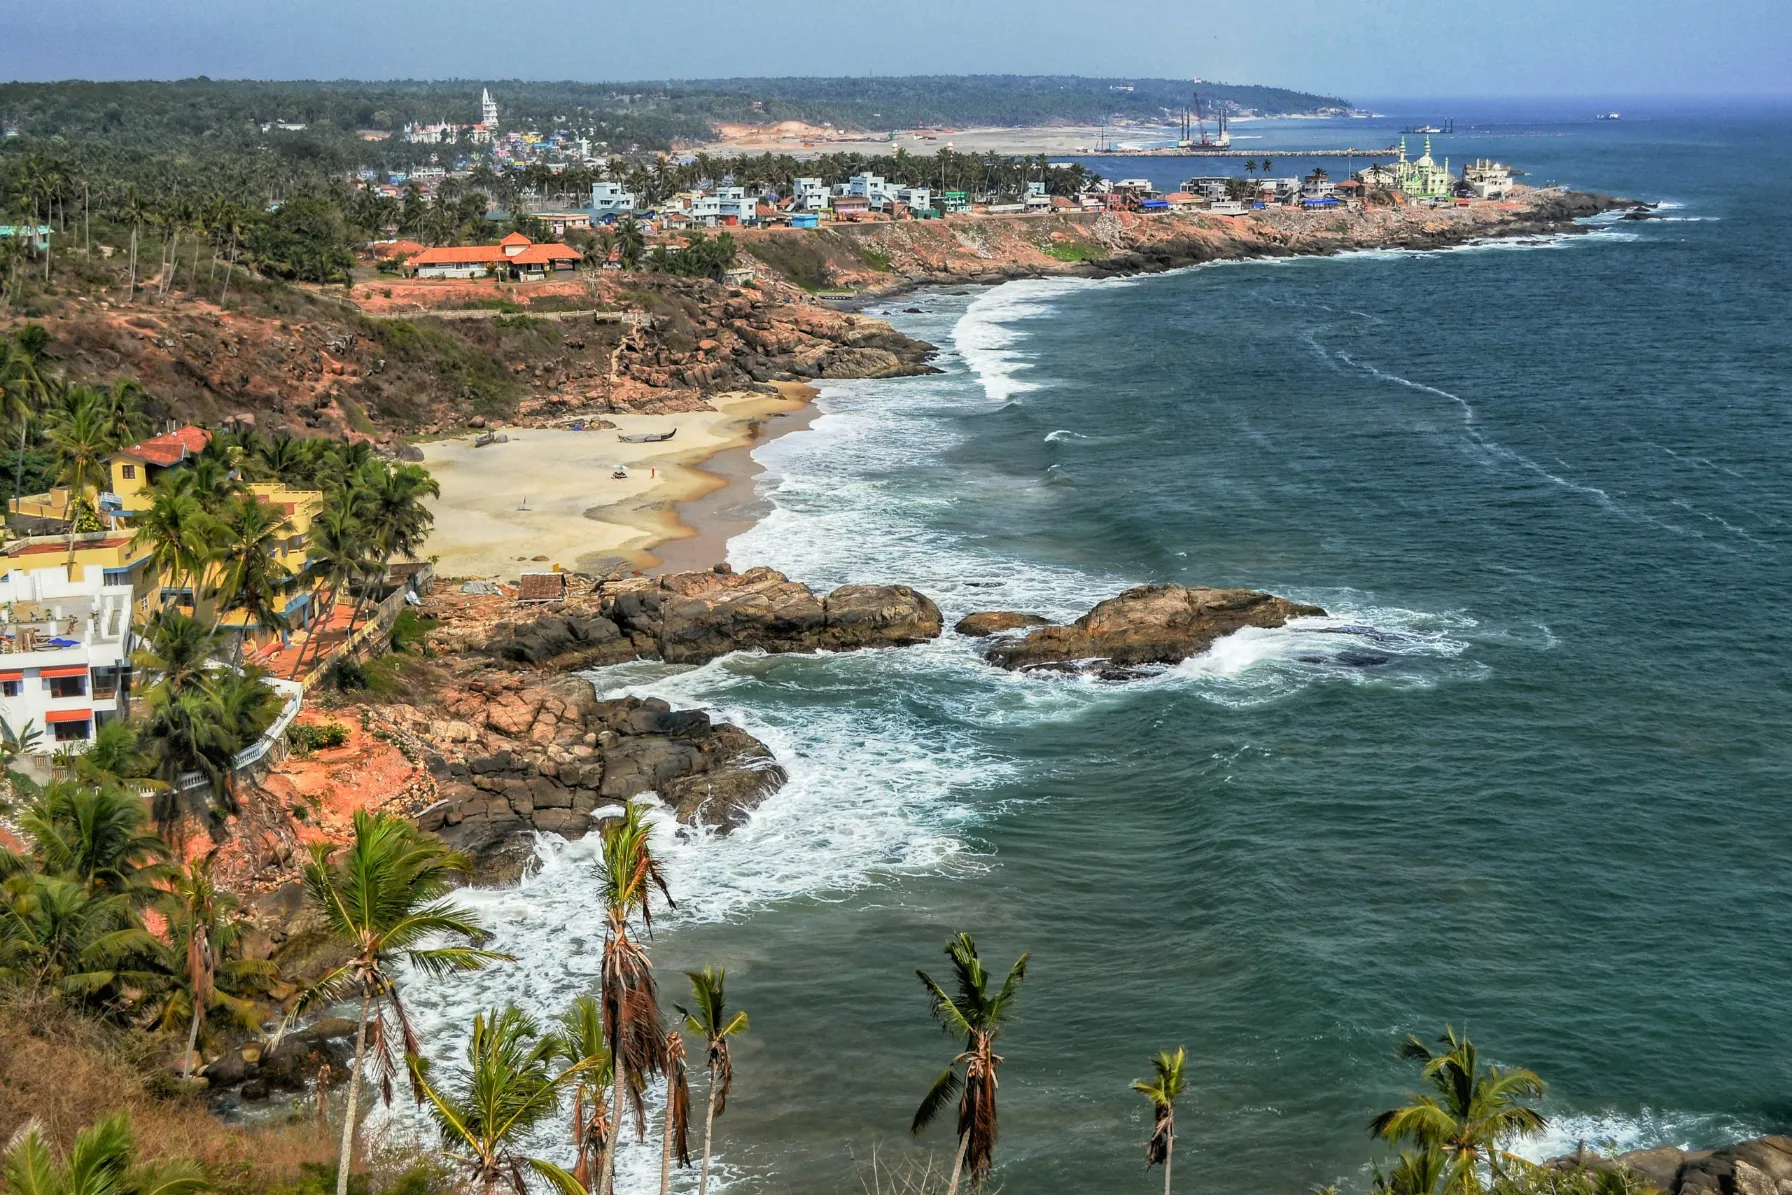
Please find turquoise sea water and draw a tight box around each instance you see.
[409,101,1792,1193]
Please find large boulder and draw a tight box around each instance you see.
[603,567,942,664]
[987,584,1325,673]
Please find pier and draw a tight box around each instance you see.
[1093,146,1400,159]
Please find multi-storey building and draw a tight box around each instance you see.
[0,550,136,753]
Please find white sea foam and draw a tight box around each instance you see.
[951,277,1111,403]
[1517,1108,1767,1164]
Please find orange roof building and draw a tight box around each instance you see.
[409,234,583,279]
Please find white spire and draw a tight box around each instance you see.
[481,88,499,128]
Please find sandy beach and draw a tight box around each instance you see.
[420,384,813,581]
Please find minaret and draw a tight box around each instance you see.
[1398,136,1408,162]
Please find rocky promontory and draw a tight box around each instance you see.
[457,566,944,670]
[416,677,785,883]
[981,584,1325,676]
[1561,1135,1792,1195]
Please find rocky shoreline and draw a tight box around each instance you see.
[738,189,1636,303]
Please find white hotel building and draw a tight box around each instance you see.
[0,561,135,754]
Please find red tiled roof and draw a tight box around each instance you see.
[9,535,132,557]
[510,244,581,265]
[376,239,426,259]
[499,232,532,247]
[410,245,508,265]
[118,426,210,467]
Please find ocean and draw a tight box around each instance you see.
[403,99,1792,1193]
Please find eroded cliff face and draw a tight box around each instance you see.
[736,189,1631,294]
[13,272,935,439]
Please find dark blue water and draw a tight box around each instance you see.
[415,101,1792,1193]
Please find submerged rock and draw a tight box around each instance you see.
[954,611,1051,636]
[987,584,1325,674]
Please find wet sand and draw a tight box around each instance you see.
[421,385,816,581]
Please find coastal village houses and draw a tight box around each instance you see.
[7,424,328,651]
[407,232,582,279]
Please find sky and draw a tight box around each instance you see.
[3,0,1789,98]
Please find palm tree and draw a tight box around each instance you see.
[288,503,376,680]
[207,492,294,640]
[138,687,234,835]
[286,809,512,1195]
[44,389,116,535]
[155,853,274,1079]
[16,781,169,902]
[0,333,48,511]
[1,714,44,770]
[911,933,1030,1195]
[1132,1047,1187,1195]
[131,480,220,607]
[677,968,747,1195]
[659,1030,692,1195]
[0,870,157,998]
[135,608,222,695]
[408,1004,590,1195]
[1261,158,1275,175]
[361,461,439,574]
[1,1112,208,1195]
[1369,1026,1548,1195]
[117,185,150,302]
[553,995,615,1191]
[596,801,674,1195]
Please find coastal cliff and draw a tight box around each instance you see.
[737,189,1631,296]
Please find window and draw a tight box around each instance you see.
[120,464,137,480]
[0,680,18,697]
[51,719,90,743]
[48,674,86,699]
[104,568,132,586]
[92,670,120,700]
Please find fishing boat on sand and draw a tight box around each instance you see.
[473,432,509,447]
[619,428,677,443]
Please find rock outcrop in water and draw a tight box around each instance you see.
[955,611,1051,636]
[1556,1136,1792,1195]
[475,566,944,669]
[985,584,1325,675]
[415,675,785,884]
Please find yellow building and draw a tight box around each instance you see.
[7,424,328,647]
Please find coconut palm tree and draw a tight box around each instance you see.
[117,185,150,302]
[288,503,376,680]
[131,480,220,607]
[43,389,117,535]
[659,1030,692,1195]
[154,853,274,1079]
[1132,1047,1187,1195]
[207,491,294,640]
[0,333,48,510]
[552,995,615,1191]
[677,967,748,1195]
[286,809,512,1195]
[0,870,157,999]
[1,715,43,770]
[408,1004,591,1195]
[1,1112,209,1195]
[1369,1026,1548,1195]
[138,687,234,835]
[16,781,169,902]
[911,933,1030,1195]
[596,801,674,1195]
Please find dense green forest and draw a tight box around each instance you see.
[0,75,1349,163]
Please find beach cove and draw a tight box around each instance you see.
[419,382,815,580]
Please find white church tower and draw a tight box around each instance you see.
[481,88,499,128]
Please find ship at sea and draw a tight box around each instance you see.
[1401,118,1454,134]
[1597,111,1622,120]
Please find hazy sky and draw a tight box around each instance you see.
[4,0,1788,97]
